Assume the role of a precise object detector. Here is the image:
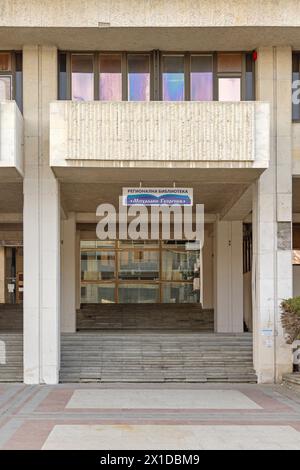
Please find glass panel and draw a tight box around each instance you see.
[0,76,11,100]
[58,53,68,100]
[81,283,115,303]
[162,283,199,303]
[71,54,94,101]
[81,250,115,281]
[162,55,185,101]
[245,53,254,101]
[118,250,159,280]
[15,52,23,112]
[81,240,116,249]
[217,53,242,73]
[99,54,122,101]
[162,249,198,281]
[119,240,159,248]
[0,53,11,71]
[128,54,150,101]
[218,78,241,101]
[292,71,300,120]
[190,55,213,101]
[162,240,191,248]
[118,284,159,303]
[293,250,300,265]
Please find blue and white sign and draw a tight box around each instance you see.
[122,188,193,206]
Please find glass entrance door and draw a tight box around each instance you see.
[80,240,200,304]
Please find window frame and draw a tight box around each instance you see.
[292,52,300,122]
[58,50,255,102]
[0,51,22,105]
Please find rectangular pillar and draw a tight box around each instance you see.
[253,47,293,383]
[61,213,76,333]
[23,45,60,384]
[214,220,243,333]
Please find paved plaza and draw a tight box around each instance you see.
[0,383,300,450]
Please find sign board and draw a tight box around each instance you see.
[260,328,273,337]
[122,188,193,206]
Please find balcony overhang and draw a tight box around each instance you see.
[0,102,24,182]
[3,26,300,51]
[50,100,270,218]
[50,100,270,183]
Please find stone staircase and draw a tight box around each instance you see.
[282,373,300,392]
[60,332,257,383]
[0,304,23,331]
[0,333,23,382]
[77,304,214,331]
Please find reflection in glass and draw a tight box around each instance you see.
[118,284,159,303]
[128,55,150,101]
[218,78,241,101]
[162,55,184,101]
[245,53,254,101]
[0,53,11,71]
[293,55,300,120]
[80,240,116,249]
[71,54,94,101]
[162,249,198,281]
[58,53,68,100]
[293,250,300,265]
[99,54,122,101]
[191,55,213,101]
[0,76,11,100]
[81,251,115,281]
[118,250,159,280]
[217,53,242,73]
[162,283,199,303]
[119,240,159,248]
[293,71,300,120]
[81,283,115,303]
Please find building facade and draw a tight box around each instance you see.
[0,0,299,384]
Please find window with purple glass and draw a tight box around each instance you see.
[217,53,242,102]
[162,55,185,101]
[71,54,94,101]
[190,55,213,101]
[99,54,122,101]
[128,55,150,101]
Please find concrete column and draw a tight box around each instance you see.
[61,213,76,333]
[23,45,60,384]
[214,220,243,333]
[253,47,293,383]
[76,231,81,310]
[0,247,5,303]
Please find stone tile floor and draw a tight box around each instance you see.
[0,383,300,450]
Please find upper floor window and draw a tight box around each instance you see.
[293,53,300,121]
[0,52,22,111]
[190,54,213,101]
[162,55,185,101]
[99,54,122,101]
[58,51,254,102]
[217,53,242,101]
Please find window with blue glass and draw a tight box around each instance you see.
[58,51,255,102]
[128,54,150,101]
[162,55,185,101]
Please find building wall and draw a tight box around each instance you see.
[1,1,300,27]
[0,1,298,383]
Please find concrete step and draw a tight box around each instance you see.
[60,332,256,383]
[0,333,23,382]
